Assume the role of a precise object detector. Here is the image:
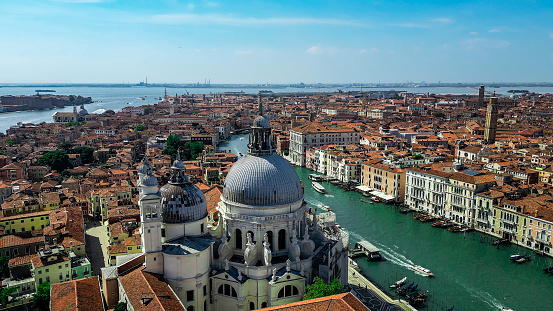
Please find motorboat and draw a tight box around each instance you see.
[390,276,407,288]
[510,254,522,261]
[312,182,327,194]
[413,265,433,277]
[308,174,323,181]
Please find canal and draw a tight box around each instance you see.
[219,135,553,311]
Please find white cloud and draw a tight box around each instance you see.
[469,32,478,35]
[150,13,364,26]
[461,37,511,51]
[52,0,105,3]
[187,3,195,10]
[306,45,324,55]
[234,50,253,55]
[430,17,454,24]
[204,1,218,7]
[488,29,500,33]
[549,33,553,39]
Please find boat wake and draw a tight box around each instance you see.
[455,280,505,310]
[375,242,416,270]
[325,194,335,198]
[92,109,106,114]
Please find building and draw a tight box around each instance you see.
[259,292,368,311]
[484,97,498,144]
[362,161,406,202]
[289,123,360,166]
[100,115,348,311]
[50,276,104,311]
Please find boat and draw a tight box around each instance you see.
[493,239,510,246]
[360,199,373,204]
[419,215,435,222]
[312,182,327,194]
[390,276,407,288]
[413,265,433,277]
[308,174,323,181]
[320,204,331,211]
[510,254,522,261]
[432,220,452,228]
[399,208,413,214]
[448,225,463,233]
[543,267,553,273]
[516,254,531,263]
[138,97,146,100]
[370,196,380,202]
[501,308,514,311]
[239,137,244,140]
[445,307,454,311]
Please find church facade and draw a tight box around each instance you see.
[133,115,348,311]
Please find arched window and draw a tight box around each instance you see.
[218,284,238,298]
[277,285,299,298]
[236,229,242,249]
[261,302,268,308]
[250,301,255,310]
[266,231,273,251]
[278,229,286,250]
[187,306,195,311]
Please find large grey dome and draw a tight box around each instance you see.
[222,154,303,206]
[160,183,207,223]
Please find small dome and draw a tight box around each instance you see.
[222,154,303,207]
[160,183,207,223]
[139,174,158,187]
[78,106,88,115]
[253,116,271,128]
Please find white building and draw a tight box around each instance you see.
[289,123,360,167]
[106,116,348,311]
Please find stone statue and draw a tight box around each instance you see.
[286,259,291,272]
[244,232,256,266]
[271,268,277,282]
[303,223,310,241]
[238,271,243,281]
[300,264,305,276]
[263,233,272,266]
[289,229,301,262]
[224,259,229,271]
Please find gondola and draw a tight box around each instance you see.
[390,276,407,288]
[542,266,553,273]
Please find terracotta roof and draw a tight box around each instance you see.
[118,265,185,311]
[50,276,104,311]
[260,293,368,311]
[0,235,43,249]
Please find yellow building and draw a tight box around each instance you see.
[31,247,72,287]
[0,210,50,234]
[108,234,142,265]
[361,160,406,202]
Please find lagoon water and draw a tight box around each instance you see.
[219,134,553,311]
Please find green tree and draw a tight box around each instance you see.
[58,142,74,152]
[38,150,73,172]
[72,146,95,164]
[134,125,145,131]
[0,287,17,305]
[6,140,16,147]
[303,277,344,301]
[114,302,127,311]
[0,254,9,278]
[143,107,153,115]
[183,141,205,160]
[163,135,181,161]
[433,112,445,118]
[32,282,50,311]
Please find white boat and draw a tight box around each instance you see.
[413,265,433,277]
[390,276,407,288]
[308,173,323,181]
[239,137,244,140]
[320,204,331,211]
[312,182,327,194]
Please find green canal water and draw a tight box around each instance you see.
[219,135,553,311]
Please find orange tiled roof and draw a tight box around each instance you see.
[50,276,104,311]
[260,292,368,311]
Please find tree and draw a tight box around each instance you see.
[114,302,127,311]
[183,141,205,160]
[58,142,74,152]
[134,125,145,131]
[32,282,50,311]
[433,112,445,118]
[163,135,181,161]
[0,255,8,278]
[143,107,153,115]
[38,150,73,173]
[72,146,95,164]
[303,277,344,301]
[0,287,17,305]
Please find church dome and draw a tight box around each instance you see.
[78,106,88,115]
[222,154,303,207]
[253,116,271,128]
[160,153,207,223]
[138,157,158,187]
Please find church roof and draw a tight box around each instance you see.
[162,236,213,255]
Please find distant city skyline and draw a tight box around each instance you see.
[1,0,552,84]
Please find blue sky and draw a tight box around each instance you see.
[1,0,552,84]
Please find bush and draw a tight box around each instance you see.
[303,277,344,301]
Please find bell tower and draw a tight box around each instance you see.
[484,96,498,144]
[138,156,163,273]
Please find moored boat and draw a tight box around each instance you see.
[360,199,373,204]
[413,265,433,277]
[312,182,327,194]
[308,174,323,181]
[390,276,407,288]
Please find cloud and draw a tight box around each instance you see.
[460,37,511,51]
[430,17,454,24]
[488,29,500,33]
[204,1,218,7]
[469,32,478,35]
[550,33,553,39]
[150,13,364,26]
[388,22,428,29]
[234,50,253,55]
[187,3,195,10]
[52,0,105,3]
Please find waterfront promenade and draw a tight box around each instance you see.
[348,265,414,311]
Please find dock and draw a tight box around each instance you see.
[351,240,383,261]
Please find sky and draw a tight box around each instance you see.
[0,0,552,84]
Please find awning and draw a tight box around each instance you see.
[355,185,373,192]
[369,190,395,202]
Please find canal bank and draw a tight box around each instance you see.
[219,134,553,311]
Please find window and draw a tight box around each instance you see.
[84,267,89,274]
[38,270,42,275]
[31,218,34,222]
[278,229,286,250]
[186,290,194,302]
[203,285,207,296]
[25,247,30,254]
[235,229,242,249]
[250,302,255,310]
[261,302,268,308]
[277,285,299,298]
[46,277,50,283]
[59,273,63,280]
[161,228,166,237]
[187,307,194,311]
[127,247,132,251]
[218,284,237,297]
[39,278,43,284]
[201,223,204,233]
